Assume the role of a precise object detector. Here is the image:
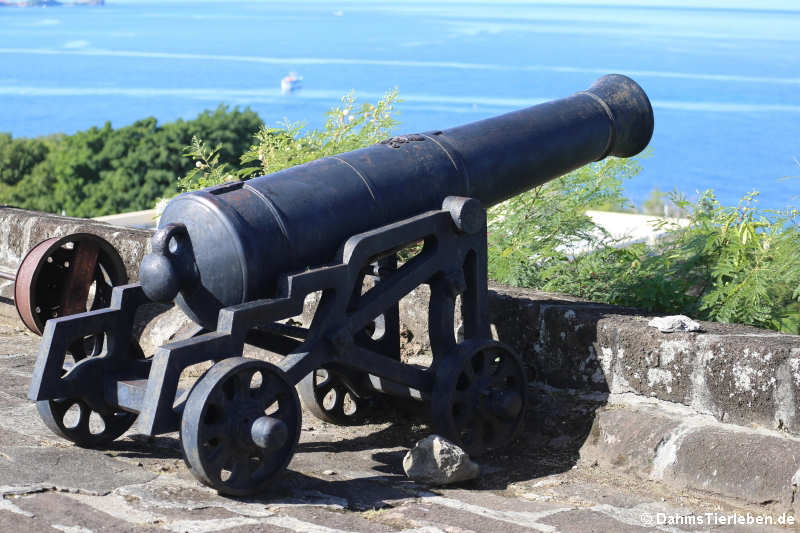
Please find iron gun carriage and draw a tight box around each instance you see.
[28,74,654,495]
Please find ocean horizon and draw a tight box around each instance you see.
[1,0,798,210]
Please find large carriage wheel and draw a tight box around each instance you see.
[431,339,527,457]
[15,233,127,359]
[181,358,301,496]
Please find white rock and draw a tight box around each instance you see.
[403,435,480,485]
[648,315,703,333]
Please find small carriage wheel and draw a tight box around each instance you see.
[37,399,137,449]
[36,341,145,448]
[297,368,368,426]
[181,358,301,496]
[431,339,527,457]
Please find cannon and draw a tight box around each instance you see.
[28,74,654,496]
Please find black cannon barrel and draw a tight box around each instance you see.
[141,74,654,328]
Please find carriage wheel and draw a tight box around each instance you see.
[15,233,127,360]
[36,341,144,447]
[431,339,527,457]
[181,358,301,496]
[297,368,370,425]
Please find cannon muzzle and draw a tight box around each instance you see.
[142,74,654,328]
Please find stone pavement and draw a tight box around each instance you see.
[0,320,794,532]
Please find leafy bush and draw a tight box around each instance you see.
[180,90,400,191]
[0,105,262,217]
[487,156,638,286]
[508,191,800,334]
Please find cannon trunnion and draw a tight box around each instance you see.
[28,75,654,496]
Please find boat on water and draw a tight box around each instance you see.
[281,72,302,93]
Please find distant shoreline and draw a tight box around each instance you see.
[0,0,104,6]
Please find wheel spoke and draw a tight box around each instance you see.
[49,398,72,419]
[462,409,477,433]
[73,402,91,434]
[460,421,483,454]
[314,377,336,401]
[493,357,519,383]
[462,359,477,381]
[451,401,471,425]
[227,458,256,487]
[201,425,229,447]
[452,387,470,404]
[98,411,126,434]
[482,418,499,448]
[478,350,494,377]
[207,447,230,476]
[233,373,249,400]
[249,378,273,403]
[490,355,509,378]
[208,389,227,409]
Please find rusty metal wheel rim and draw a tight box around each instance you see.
[15,233,127,336]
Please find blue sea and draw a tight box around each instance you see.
[1,0,799,210]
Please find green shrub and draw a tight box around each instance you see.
[524,192,800,333]
[179,89,400,191]
[0,105,262,217]
[487,156,638,287]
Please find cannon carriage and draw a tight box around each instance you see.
[28,74,654,496]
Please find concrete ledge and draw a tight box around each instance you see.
[0,207,153,277]
[592,318,800,435]
[579,393,800,510]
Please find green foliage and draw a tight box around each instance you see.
[0,105,262,217]
[504,190,800,334]
[641,187,669,215]
[0,133,53,187]
[641,187,687,217]
[487,156,638,287]
[236,89,400,179]
[177,90,399,193]
[177,136,239,193]
[686,193,800,332]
